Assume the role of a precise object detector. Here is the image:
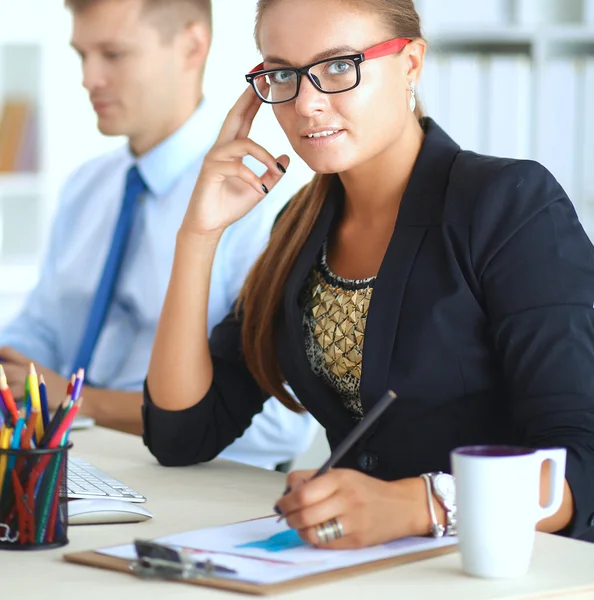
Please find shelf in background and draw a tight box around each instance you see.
[0,173,43,196]
[425,25,594,50]
[425,26,537,45]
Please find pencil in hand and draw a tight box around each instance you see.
[275,390,397,519]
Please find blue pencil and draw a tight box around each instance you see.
[70,368,85,403]
[38,375,50,429]
[0,394,7,423]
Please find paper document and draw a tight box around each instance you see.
[99,516,457,585]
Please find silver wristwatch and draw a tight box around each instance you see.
[426,472,457,536]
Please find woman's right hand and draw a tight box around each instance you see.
[182,83,289,236]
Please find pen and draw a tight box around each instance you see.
[275,389,397,515]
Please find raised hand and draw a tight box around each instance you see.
[182,82,289,236]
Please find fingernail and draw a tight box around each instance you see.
[282,486,291,496]
[277,162,286,174]
[262,184,269,194]
[274,504,282,515]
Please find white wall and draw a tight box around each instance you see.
[0,0,312,320]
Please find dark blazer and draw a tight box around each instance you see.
[143,119,594,540]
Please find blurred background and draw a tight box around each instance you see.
[0,0,593,465]
[1,0,593,323]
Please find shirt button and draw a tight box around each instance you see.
[588,514,594,527]
[358,451,379,473]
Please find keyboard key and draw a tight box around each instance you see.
[64,457,146,503]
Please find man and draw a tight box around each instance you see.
[0,0,318,470]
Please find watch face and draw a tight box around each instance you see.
[434,473,456,502]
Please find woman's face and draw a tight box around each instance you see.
[258,0,423,174]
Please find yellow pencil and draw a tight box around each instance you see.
[0,426,13,492]
[28,364,44,441]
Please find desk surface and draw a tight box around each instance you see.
[3,427,594,599]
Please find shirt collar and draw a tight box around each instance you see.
[126,98,221,197]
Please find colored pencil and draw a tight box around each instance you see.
[38,375,50,430]
[0,366,20,425]
[28,364,44,441]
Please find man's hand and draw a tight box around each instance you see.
[0,346,69,411]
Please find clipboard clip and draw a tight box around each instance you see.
[130,539,236,580]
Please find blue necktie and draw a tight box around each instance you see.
[72,165,147,373]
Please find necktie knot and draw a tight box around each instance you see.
[125,165,148,200]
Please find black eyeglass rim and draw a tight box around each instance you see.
[245,53,365,105]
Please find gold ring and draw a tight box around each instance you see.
[316,518,344,544]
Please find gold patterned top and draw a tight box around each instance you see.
[302,242,375,420]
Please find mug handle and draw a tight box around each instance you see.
[536,447,567,521]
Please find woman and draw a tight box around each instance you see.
[144,0,594,548]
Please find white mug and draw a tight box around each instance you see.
[451,445,566,579]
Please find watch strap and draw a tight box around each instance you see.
[420,473,445,538]
[426,472,457,537]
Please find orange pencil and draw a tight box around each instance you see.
[20,408,39,450]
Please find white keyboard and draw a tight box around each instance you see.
[65,457,146,503]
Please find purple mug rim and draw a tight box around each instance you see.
[452,445,537,458]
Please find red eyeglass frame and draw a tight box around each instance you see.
[245,37,412,103]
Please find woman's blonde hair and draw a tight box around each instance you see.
[238,0,424,412]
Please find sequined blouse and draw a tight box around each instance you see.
[302,242,375,420]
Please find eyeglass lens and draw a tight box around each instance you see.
[252,58,358,103]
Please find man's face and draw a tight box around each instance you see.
[71,0,190,153]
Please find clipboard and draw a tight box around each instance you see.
[63,519,458,596]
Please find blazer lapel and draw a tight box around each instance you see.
[277,179,355,440]
[277,120,462,447]
[359,119,462,435]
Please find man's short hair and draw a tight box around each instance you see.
[65,0,213,38]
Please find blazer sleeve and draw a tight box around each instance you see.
[142,308,269,466]
[471,160,594,537]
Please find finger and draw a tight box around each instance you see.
[299,515,358,549]
[285,491,345,531]
[216,85,266,145]
[236,78,270,140]
[285,469,318,493]
[209,139,281,175]
[207,160,269,196]
[1,365,26,397]
[277,471,339,517]
[0,346,29,365]
[260,155,291,195]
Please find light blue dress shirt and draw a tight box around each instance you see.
[0,100,319,469]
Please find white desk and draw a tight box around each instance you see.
[3,427,594,599]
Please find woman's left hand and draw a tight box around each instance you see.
[275,469,433,549]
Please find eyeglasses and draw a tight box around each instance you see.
[245,37,411,105]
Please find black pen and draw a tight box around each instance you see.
[275,389,397,515]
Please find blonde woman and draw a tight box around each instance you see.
[145,0,594,548]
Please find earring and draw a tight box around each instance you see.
[409,81,417,113]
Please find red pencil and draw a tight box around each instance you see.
[47,399,82,449]
[0,365,20,425]
[46,460,66,544]
[66,373,76,398]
